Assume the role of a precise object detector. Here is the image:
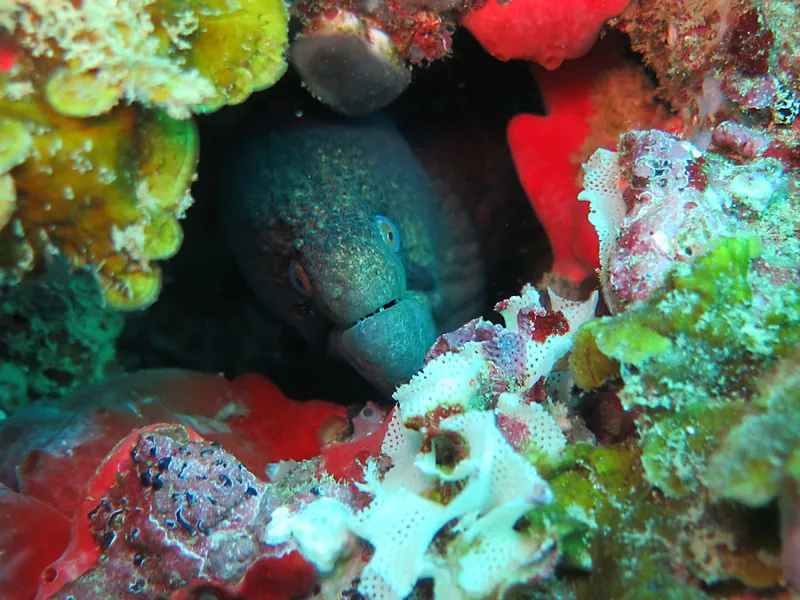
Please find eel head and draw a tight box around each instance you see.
[288,212,438,395]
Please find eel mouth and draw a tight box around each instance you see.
[343,261,439,330]
[334,291,437,395]
[351,298,400,327]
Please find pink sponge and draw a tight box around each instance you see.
[461,0,630,69]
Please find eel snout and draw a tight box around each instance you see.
[334,291,436,395]
[309,238,438,394]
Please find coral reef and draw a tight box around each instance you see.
[0,0,289,308]
[0,288,600,599]
[1,0,800,597]
[563,115,798,595]
[3,273,792,598]
[573,122,800,409]
[0,266,797,598]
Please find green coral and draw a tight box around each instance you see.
[572,237,800,411]
[555,237,799,593]
[0,259,124,415]
[638,401,751,499]
[519,437,787,596]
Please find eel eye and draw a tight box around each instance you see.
[289,260,313,296]
[375,215,400,252]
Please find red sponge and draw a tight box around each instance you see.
[506,48,613,284]
[462,0,630,69]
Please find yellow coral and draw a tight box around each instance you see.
[0,0,289,306]
[0,118,32,172]
[0,84,197,308]
[0,174,14,231]
[570,324,620,390]
[10,0,288,118]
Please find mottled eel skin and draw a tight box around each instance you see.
[220,118,486,395]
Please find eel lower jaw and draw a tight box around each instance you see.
[331,291,436,396]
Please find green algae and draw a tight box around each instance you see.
[571,237,800,411]
[520,439,786,596]
[706,352,800,507]
[547,236,799,595]
[524,443,716,598]
[638,401,751,498]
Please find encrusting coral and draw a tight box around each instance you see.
[575,123,800,405]
[618,0,800,129]
[0,0,289,308]
[0,92,198,309]
[6,0,289,118]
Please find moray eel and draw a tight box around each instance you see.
[219,118,486,395]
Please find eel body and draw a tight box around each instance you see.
[219,118,487,395]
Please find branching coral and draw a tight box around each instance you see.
[0,0,289,308]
